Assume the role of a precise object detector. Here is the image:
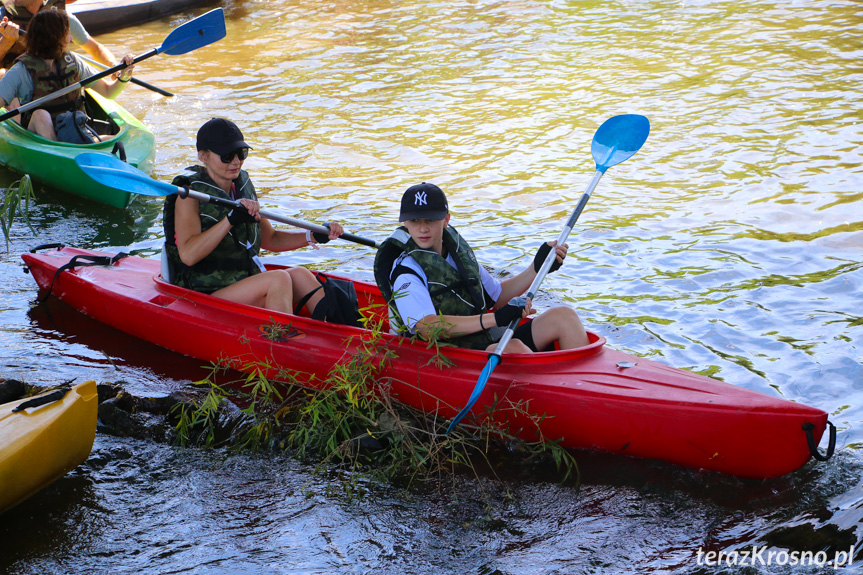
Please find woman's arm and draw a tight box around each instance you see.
[260,219,345,252]
[173,195,233,267]
[90,53,134,99]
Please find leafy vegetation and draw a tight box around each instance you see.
[0,175,36,251]
[173,311,579,495]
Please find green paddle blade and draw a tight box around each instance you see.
[76,153,178,197]
[159,8,227,56]
[591,114,650,173]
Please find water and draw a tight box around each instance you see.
[1,0,861,572]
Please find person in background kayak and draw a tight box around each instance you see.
[0,9,133,140]
[163,117,344,317]
[374,183,591,352]
[0,0,118,80]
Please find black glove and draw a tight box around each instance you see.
[533,242,563,273]
[227,207,256,226]
[312,223,331,244]
[494,300,525,327]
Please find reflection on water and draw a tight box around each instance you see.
[1,0,862,573]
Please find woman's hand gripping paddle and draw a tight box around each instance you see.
[74,152,380,249]
[0,8,226,123]
[446,114,651,433]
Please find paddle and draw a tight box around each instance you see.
[14,27,176,97]
[0,8,225,123]
[75,52,175,98]
[446,114,651,433]
[74,152,380,249]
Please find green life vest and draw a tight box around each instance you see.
[163,166,262,294]
[15,52,83,126]
[373,226,495,349]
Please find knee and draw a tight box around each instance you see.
[267,269,294,290]
[549,306,581,325]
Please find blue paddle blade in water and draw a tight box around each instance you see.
[76,153,178,197]
[591,114,650,172]
[446,354,501,433]
[159,8,227,56]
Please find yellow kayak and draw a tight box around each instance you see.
[0,380,98,514]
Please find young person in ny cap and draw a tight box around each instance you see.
[374,183,590,352]
[163,117,344,316]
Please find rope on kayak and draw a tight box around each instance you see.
[803,421,836,462]
[37,252,130,304]
[12,387,70,413]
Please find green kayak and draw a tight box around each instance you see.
[0,89,155,209]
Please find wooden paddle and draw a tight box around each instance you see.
[74,152,380,249]
[446,114,651,433]
[0,8,225,123]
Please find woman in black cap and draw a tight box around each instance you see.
[163,117,343,317]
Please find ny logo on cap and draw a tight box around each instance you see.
[414,191,427,206]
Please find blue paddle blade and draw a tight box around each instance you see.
[76,153,178,197]
[591,114,650,173]
[159,8,227,56]
[446,354,501,433]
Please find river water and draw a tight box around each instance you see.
[1,0,861,573]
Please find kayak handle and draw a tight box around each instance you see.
[803,421,836,462]
[29,243,66,253]
[12,387,70,412]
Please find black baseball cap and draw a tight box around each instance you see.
[196,118,252,155]
[399,183,449,221]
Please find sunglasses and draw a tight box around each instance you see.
[217,148,249,163]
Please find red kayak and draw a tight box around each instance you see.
[22,245,834,479]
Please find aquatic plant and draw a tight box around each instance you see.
[172,308,579,493]
[0,175,36,251]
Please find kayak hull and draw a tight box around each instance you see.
[0,90,155,209]
[22,247,830,479]
[0,380,98,514]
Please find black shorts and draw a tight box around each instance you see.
[481,319,538,352]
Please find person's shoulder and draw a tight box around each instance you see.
[172,165,204,186]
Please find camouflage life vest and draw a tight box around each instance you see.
[15,51,83,126]
[373,225,495,349]
[163,166,262,294]
[0,0,66,65]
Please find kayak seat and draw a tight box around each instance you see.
[83,91,120,138]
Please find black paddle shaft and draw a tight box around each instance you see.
[178,187,379,249]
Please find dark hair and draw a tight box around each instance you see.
[26,10,69,61]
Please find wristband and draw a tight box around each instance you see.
[305,229,321,249]
[479,313,485,331]
[118,76,130,83]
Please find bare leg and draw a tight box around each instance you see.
[210,269,295,313]
[485,339,533,354]
[27,109,57,140]
[529,306,590,350]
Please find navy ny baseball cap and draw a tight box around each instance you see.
[399,182,448,221]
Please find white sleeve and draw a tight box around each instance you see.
[68,14,91,46]
[389,257,436,333]
[479,264,502,304]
